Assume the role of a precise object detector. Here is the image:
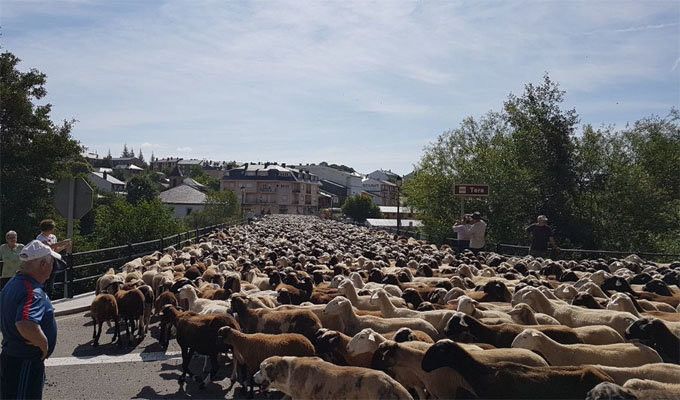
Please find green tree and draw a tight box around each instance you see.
[0,51,83,239]
[342,194,381,223]
[189,165,220,191]
[185,190,239,227]
[93,198,182,246]
[126,174,159,205]
[138,149,145,163]
[122,144,130,157]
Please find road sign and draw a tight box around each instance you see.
[453,184,489,197]
[54,178,94,220]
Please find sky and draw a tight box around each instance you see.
[2,1,679,175]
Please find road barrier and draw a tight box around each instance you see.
[45,218,244,299]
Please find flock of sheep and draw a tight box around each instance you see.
[91,215,680,399]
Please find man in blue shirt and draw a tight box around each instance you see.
[0,240,60,399]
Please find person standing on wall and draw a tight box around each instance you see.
[526,215,557,258]
[452,214,472,253]
[0,240,60,399]
[468,211,487,255]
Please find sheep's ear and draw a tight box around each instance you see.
[530,331,541,338]
[368,333,376,342]
[615,280,622,287]
[459,317,468,327]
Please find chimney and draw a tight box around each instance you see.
[103,171,108,180]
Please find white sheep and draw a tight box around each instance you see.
[322,297,440,338]
[338,280,405,311]
[373,290,455,333]
[513,287,638,336]
[511,328,662,367]
[590,363,680,385]
[177,285,230,315]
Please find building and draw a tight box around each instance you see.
[221,163,321,215]
[367,169,401,184]
[294,164,363,198]
[177,159,203,175]
[159,184,207,218]
[89,171,125,194]
[151,157,181,172]
[361,177,398,206]
[113,163,144,178]
[320,179,348,206]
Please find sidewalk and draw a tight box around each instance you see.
[52,291,95,317]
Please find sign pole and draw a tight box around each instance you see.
[66,178,75,241]
[460,197,464,219]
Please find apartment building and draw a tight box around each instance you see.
[221,163,321,215]
[361,177,399,206]
[294,164,364,197]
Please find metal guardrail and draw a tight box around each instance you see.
[48,217,244,299]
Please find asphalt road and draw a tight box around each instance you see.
[2,312,282,400]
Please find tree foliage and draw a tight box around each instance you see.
[185,190,239,227]
[406,75,680,253]
[0,51,83,240]
[126,174,159,205]
[342,194,381,223]
[92,198,182,247]
[189,165,220,191]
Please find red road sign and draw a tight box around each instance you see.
[454,184,489,197]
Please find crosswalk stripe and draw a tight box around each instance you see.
[45,351,182,367]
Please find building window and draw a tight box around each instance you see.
[186,208,193,216]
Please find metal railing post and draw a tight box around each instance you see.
[67,253,75,298]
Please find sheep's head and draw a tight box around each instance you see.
[371,341,398,370]
[428,288,448,305]
[347,328,381,356]
[217,326,236,344]
[254,356,286,388]
[421,339,467,372]
[323,297,350,316]
[554,284,577,301]
[510,328,544,350]
[444,312,475,342]
[392,328,415,343]
[456,296,478,315]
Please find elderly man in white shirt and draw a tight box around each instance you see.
[452,215,472,253]
[468,212,487,254]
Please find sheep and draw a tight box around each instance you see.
[508,303,561,325]
[178,285,230,315]
[348,272,402,297]
[338,280,405,311]
[624,318,680,363]
[231,294,322,341]
[623,379,680,395]
[105,281,145,344]
[588,363,680,385]
[513,287,638,336]
[90,294,119,346]
[456,295,514,323]
[445,313,584,347]
[217,326,315,395]
[159,304,240,389]
[587,381,680,400]
[392,327,435,344]
[372,340,473,400]
[95,268,123,295]
[154,290,178,316]
[254,356,414,400]
[314,328,374,368]
[421,339,613,399]
[511,328,663,367]
[373,289,455,333]
[322,297,439,337]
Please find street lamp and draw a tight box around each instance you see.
[395,176,403,236]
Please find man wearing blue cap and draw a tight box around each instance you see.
[0,240,60,399]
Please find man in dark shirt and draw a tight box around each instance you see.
[0,240,60,399]
[526,215,557,258]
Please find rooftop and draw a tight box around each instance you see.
[378,206,419,214]
[159,184,207,205]
[366,218,423,228]
[91,172,125,185]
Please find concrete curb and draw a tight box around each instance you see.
[53,291,95,317]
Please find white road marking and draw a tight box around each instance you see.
[45,351,181,367]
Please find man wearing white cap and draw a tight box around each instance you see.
[526,215,557,258]
[0,240,61,399]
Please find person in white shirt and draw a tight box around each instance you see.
[36,220,71,253]
[452,214,472,253]
[468,212,487,254]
